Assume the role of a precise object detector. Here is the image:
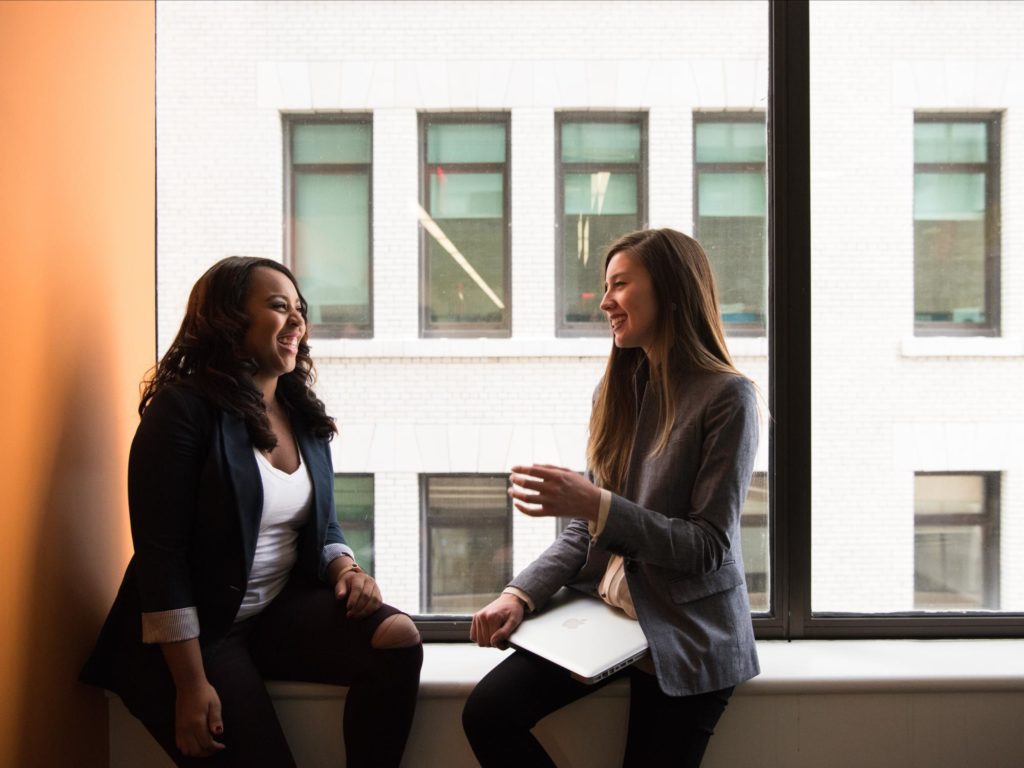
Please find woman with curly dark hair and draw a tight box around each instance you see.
[81,257,421,767]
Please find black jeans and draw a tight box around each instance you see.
[124,578,422,768]
[463,650,733,768]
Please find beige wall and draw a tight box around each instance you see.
[0,1,154,765]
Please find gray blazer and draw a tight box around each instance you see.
[509,370,760,696]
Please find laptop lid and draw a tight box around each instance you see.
[509,587,649,684]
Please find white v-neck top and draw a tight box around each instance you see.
[235,447,313,621]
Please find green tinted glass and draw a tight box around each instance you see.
[427,123,506,163]
[695,121,765,163]
[429,172,503,219]
[294,172,370,326]
[293,123,371,164]
[561,122,641,163]
[914,172,985,221]
[334,475,374,575]
[563,172,637,216]
[915,122,987,164]
[698,171,766,217]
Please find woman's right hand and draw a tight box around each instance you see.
[470,593,526,649]
[174,680,225,758]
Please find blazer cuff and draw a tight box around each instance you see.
[141,607,199,644]
[502,586,535,613]
[320,543,356,579]
[587,489,613,541]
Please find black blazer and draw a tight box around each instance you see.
[81,381,347,696]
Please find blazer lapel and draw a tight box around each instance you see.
[219,411,263,573]
[296,425,330,548]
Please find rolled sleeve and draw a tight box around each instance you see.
[502,586,536,613]
[587,489,613,541]
[320,542,355,580]
[141,607,200,644]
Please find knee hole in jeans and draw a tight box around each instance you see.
[370,614,421,649]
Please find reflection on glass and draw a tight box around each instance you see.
[423,119,508,332]
[694,116,766,333]
[425,476,511,613]
[559,117,644,330]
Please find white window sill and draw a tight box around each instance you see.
[264,638,1024,701]
[901,336,1024,358]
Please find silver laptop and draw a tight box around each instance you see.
[509,587,649,684]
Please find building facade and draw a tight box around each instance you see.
[155,1,1023,617]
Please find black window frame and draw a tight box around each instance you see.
[913,112,1001,337]
[283,113,374,339]
[554,111,649,337]
[418,112,512,338]
[692,110,767,338]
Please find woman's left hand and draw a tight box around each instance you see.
[508,464,602,523]
[334,566,383,619]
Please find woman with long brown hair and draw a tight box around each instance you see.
[81,257,421,767]
[463,229,760,767]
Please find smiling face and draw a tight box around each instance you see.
[241,266,306,388]
[600,249,659,357]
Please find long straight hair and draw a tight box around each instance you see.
[587,229,741,493]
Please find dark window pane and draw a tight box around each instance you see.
[914,474,998,611]
[740,473,769,613]
[425,476,511,613]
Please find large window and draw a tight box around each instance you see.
[556,114,646,335]
[334,474,375,576]
[915,473,999,611]
[420,115,510,337]
[694,113,767,335]
[286,116,373,337]
[914,114,1000,335]
[422,475,512,614]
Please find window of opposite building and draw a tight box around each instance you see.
[419,115,511,337]
[285,116,373,338]
[556,113,647,336]
[422,475,512,614]
[742,472,769,613]
[913,114,1001,336]
[694,113,767,336]
[914,473,1000,611]
[334,474,375,576]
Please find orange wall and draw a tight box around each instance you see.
[0,1,155,765]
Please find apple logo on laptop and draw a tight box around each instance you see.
[562,618,587,629]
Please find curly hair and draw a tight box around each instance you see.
[140,256,336,449]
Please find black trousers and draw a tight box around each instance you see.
[463,650,733,768]
[122,577,422,768]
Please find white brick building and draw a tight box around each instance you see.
[156,1,1023,616]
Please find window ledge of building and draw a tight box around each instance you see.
[901,336,1023,358]
[263,638,1024,702]
[310,335,768,360]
